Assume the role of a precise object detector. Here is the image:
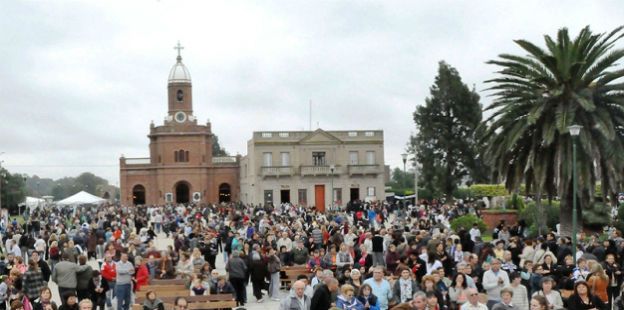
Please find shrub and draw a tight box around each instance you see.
[469,184,508,198]
[582,202,610,230]
[450,214,487,233]
[519,200,560,237]
[505,193,526,210]
[453,187,472,201]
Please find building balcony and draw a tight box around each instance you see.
[121,157,151,167]
[300,165,342,176]
[348,164,381,176]
[261,166,294,178]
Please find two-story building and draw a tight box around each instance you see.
[239,129,385,211]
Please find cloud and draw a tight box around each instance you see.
[0,0,622,183]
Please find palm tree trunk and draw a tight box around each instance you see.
[535,192,544,235]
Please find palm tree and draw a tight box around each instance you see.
[482,26,624,237]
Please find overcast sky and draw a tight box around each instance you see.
[0,1,622,184]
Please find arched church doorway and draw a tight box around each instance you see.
[219,183,231,203]
[132,185,146,205]
[175,182,190,204]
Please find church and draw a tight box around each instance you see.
[119,44,240,205]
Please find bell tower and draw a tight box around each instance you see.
[167,41,193,124]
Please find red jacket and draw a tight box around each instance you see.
[134,264,149,291]
[101,261,116,281]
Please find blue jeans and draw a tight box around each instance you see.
[115,284,132,310]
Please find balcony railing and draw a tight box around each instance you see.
[348,164,381,175]
[212,156,237,164]
[300,165,342,176]
[261,166,294,178]
[124,158,151,165]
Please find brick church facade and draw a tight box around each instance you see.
[119,47,239,205]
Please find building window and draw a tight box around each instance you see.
[367,187,376,196]
[348,131,357,137]
[298,189,307,206]
[349,151,358,165]
[279,132,289,138]
[365,131,374,137]
[175,150,189,162]
[280,152,290,166]
[366,151,375,165]
[312,152,326,166]
[263,152,273,166]
[262,132,273,138]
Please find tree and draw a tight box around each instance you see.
[0,167,26,210]
[212,134,228,156]
[412,61,485,199]
[387,167,415,193]
[482,26,624,236]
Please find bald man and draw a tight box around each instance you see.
[461,288,488,310]
[280,280,311,310]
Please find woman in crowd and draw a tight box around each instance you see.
[142,291,164,310]
[588,263,609,308]
[356,284,380,310]
[530,295,549,310]
[448,273,468,309]
[532,277,563,310]
[336,284,364,310]
[567,281,605,310]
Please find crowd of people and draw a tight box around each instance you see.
[0,198,622,310]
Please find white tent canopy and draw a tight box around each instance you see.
[57,191,106,206]
[21,196,46,208]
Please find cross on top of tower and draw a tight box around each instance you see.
[174,41,184,61]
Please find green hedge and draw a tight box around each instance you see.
[450,214,487,233]
[469,184,508,198]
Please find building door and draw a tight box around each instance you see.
[219,183,231,203]
[132,185,145,205]
[175,182,190,203]
[350,187,360,202]
[264,190,273,206]
[315,185,325,212]
[280,189,290,204]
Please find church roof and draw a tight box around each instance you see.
[168,55,192,83]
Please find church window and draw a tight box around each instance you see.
[174,150,189,162]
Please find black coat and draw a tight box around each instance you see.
[87,277,110,302]
[567,294,605,310]
[249,257,268,282]
[37,260,51,282]
[311,284,333,310]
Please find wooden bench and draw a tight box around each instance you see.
[149,278,187,285]
[138,284,187,292]
[132,301,236,310]
[133,294,236,310]
[280,266,312,288]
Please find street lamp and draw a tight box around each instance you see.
[568,124,582,264]
[401,153,408,190]
[329,165,335,211]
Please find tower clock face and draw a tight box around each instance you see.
[176,89,183,102]
[175,111,186,123]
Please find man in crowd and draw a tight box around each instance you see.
[280,280,311,310]
[51,252,91,304]
[114,252,135,310]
